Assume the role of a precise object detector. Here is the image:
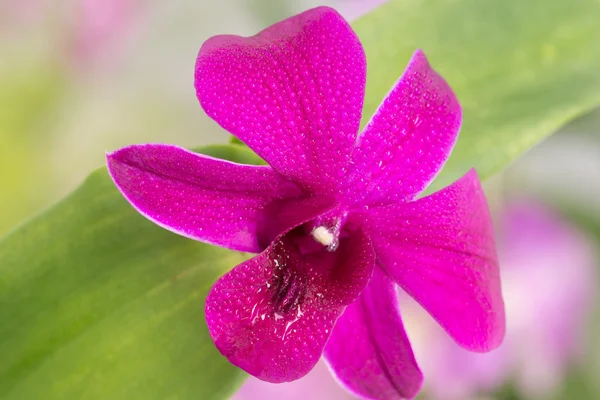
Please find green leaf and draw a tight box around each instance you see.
[354,0,600,192]
[0,145,257,399]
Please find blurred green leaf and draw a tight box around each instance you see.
[0,62,65,235]
[354,0,600,192]
[558,367,600,399]
[0,145,256,399]
[229,136,245,146]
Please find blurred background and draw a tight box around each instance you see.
[1,0,598,399]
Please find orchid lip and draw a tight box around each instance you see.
[268,249,308,315]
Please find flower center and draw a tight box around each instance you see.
[306,210,347,252]
[310,226,334,247]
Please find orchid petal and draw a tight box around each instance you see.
[362,170,505,351]
[325,268,423,400]
[195,6,366,194]
[346,50,461,205]
[106,143,302,253]
[205,227,374,383]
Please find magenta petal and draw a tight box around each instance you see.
[325,268,423,400]
[346,50,461,205]
[362,170,505,351]
[106,143,302,253]
[195,7,366,193]
[205,228,375,383]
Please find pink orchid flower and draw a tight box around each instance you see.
[106,7,505,399]
[71,0,139,67]
[405,201,597,400]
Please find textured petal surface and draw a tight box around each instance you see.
[325,268,423,400]
[345,50,461,205]
[195,6,366,194]
[362,170,504,351]
[106,144,302,253]
[205,228,374,383]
